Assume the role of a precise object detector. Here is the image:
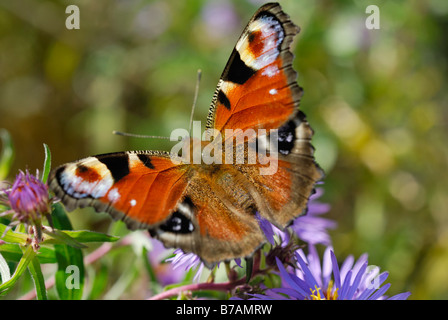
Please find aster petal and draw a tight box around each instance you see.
[340,254,354,284]
[356,272,390,300]
[357,265,380,293]
[193,263,205,282]
[307,202,331,215]
[234,258,242,268]
[330,250,341,290]
[256,213,275,245]
[387,292,412,300]
[12,171,24,189]
[275,257,309,297]
[322,246,333,289]
[346,262,368,300]
[295,251,319,291]
[307,245,323,287]
[338,269,352,300]
[247,293,277,300]
[368,283,391,300]
[274,226,290,245]
[310,187,324,200]
[270,287,304,300]
[377,271,390,286]
[166,249,184,266]
[351,253,368,280]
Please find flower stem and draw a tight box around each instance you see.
[148,278,247,300]
[18,235,132,300]
[149,266,268,300]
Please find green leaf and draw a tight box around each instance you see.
[0,223,29,245]
[0,245,36,295]
[64,230,119,242]
[51,203,84,300]
[42,228,87,249]
[44,229,119,245]
[0,129,14,180]
[41,143,51,183]
[0,243,56,264]
[87,264,108,300]
[27,252,47,300]
[142,246,157,283]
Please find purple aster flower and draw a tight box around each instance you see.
[166,249,205,282]
[252,245,411,300]
[146,239,186,286]
[1,170,50,248]
[258,188,336,247]
[166,248,243,282]
[291,188,336,245]
[1,170,50,225]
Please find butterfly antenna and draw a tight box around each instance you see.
[188,69,202,136]
[112,131,180,141]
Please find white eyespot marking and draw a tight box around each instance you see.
[107,188,121,203]
[171,216,182,231]
[235,15,284,71]
[59,157,114,199]
[269,88,278,95]
[130,199,137,206]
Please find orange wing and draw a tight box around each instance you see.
[206,3,302,136]
[49,151,190,230]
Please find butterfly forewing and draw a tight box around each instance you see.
[49,151,190,230]
[206,3,302,136]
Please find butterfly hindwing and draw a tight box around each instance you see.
[151,170,266,266]
[234,111,324,229]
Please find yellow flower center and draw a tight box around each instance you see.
[309,280,339,300]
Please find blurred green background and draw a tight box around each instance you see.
[0,0,447,299]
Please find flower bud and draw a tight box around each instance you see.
[6,170,50,224]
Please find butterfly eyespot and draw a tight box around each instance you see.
[277,123,295,155]
[76,164,89,173]
[159,211,194,234]
[248,31,257,43]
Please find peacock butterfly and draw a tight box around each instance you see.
[48,3,324,267]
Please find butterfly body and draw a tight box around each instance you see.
[49,3,324,266]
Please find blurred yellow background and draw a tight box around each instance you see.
[1,0,447,299]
